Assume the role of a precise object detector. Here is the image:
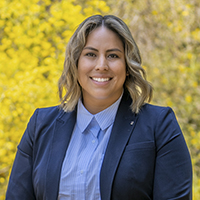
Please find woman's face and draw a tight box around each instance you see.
[77,26,126,113]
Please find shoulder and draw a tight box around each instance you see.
[34,105,77,126]
[140,103,173,113]
[137,103,181,134]
[138,103,175,120]
[28,105,72,131]
[138,104,182,146]
[34,106,63,120]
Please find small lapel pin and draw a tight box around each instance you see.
[130,121,134,125]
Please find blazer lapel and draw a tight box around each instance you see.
[45,109,76,200]
[100,93,138,200]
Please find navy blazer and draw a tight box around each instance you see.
[6,92,192,200]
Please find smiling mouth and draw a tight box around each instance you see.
[91,77,111,82]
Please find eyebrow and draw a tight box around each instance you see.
[83,46,122,53]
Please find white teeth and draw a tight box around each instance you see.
[92,77,110,82]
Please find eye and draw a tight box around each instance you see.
[85,52,96,57]
[108,54,119,59]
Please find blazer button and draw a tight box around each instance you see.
[130,121,134,125]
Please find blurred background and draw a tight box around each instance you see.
[0,0,199,199]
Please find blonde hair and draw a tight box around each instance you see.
[58,15,153,113]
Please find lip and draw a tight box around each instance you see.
[89,76,113,86]
[91,77,111,82]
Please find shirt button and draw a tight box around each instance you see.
[80,170,84,174]
[92,140,95,143]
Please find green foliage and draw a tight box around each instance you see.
[107,0,200,198]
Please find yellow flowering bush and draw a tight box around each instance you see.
[0,0,109,198]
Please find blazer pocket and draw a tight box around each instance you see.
[125,141,155,151]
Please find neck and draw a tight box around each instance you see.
[82,95,122,114]
[82,99,112,114]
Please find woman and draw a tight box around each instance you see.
[6,15,192,200]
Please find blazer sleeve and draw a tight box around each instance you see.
[5,109,38,200]
[153,107,192,200]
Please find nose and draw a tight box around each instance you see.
[95,55,108,71]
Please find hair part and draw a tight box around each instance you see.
[58,15,153,113]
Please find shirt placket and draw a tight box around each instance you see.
[76,118,100,199]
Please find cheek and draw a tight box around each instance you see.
[116,64,126,82]
[77,63,90,88]
[78,57,91,74]
[119,69,127,86]
[77,69,84,87]
[77,59,85,80]
[77,66,83,86]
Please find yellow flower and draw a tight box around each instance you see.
[185,95,192,103]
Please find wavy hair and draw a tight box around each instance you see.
[58,15,153,113]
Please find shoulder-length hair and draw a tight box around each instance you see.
[58,15,153,113]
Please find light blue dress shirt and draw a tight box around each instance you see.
[58,95,122,200]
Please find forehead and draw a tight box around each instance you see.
[85,26,124,49]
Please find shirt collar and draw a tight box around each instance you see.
[76,92,123,133]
